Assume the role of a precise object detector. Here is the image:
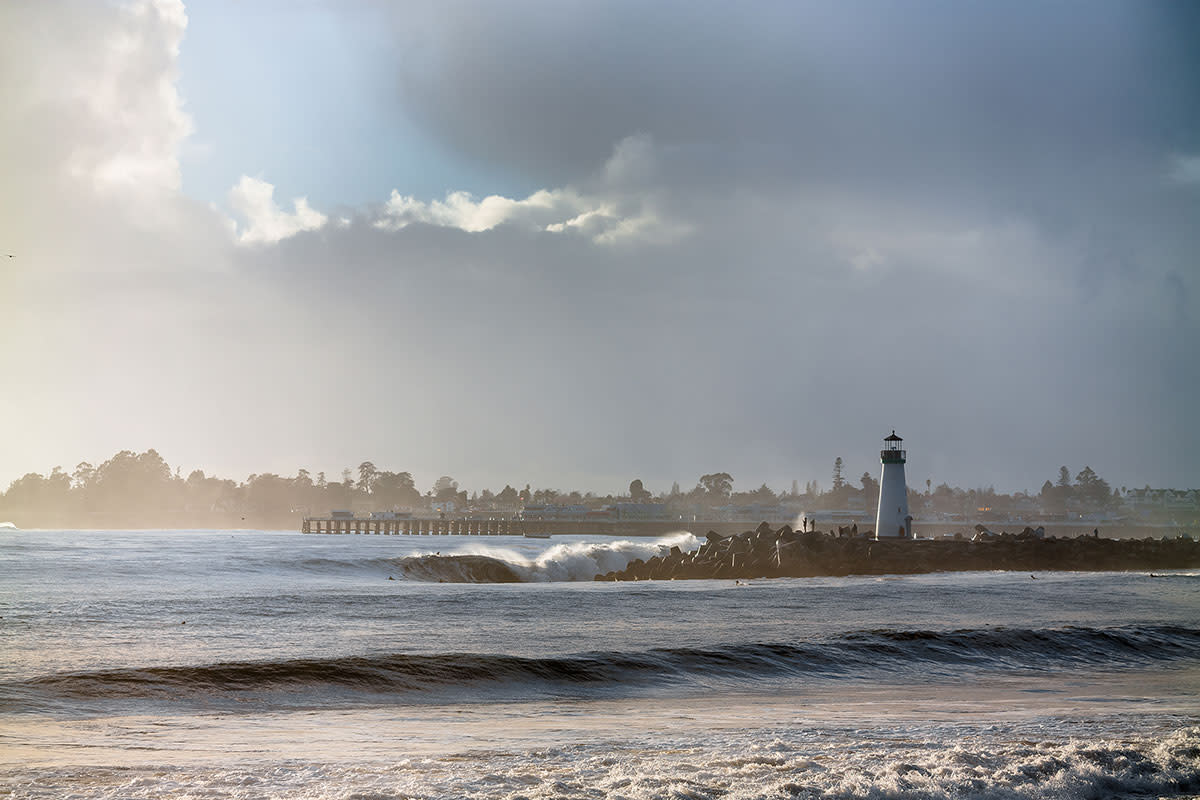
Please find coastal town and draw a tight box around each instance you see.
[1,440,1195,536]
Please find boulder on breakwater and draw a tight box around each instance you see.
[593,522,1200,581]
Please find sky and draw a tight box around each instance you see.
[1,0,1198,497]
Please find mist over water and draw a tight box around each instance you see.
[2,529,1198,799]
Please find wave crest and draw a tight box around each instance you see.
[8,625,1197,707]
[397,532,700,582]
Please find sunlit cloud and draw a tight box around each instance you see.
[227,176,327,245]
[55,0,192,204]
[375,188,584,234]
[370,135,689,245]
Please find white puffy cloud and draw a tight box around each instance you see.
[545,207,618,235]
[0,0,196,243]
[75,0,192,198]
[376,187,582,233]
[227,176,327,245]
[371,135,689,245]
[213,132,686,246]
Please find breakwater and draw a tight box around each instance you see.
[594,523,1200,581]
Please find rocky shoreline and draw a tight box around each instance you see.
[594,523,1200,581]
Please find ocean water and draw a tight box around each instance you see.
[1,529,1198,799]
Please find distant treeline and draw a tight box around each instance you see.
[0,449,1184,529]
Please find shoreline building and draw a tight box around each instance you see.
[875,431,913,539]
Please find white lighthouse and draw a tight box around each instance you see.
[875,431,912,539]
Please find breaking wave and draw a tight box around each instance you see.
[391,532,700,582]
[7,624,1197,710]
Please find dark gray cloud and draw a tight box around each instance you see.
[217,193,1195,492]
[385,1,1200,321]
[394,1,1199,190]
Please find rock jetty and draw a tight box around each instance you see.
[594,522,1200,581]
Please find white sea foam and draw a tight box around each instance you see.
[441,532,701,581]
[7,726,1197,799]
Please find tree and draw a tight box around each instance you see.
[70,461,97,510]
[629,479,651,503]
[357,462,377,495]
[1075,466,1113,509]
[244,473,290,514]
[1057,466,1072,489]
[182,469,238,513]
[832,458,846,491]
[929,482,960,514]
[856,471,879,515]
[433,476,459,501]
[907,487,927,515]
[373,471,420,509]
[90,449,174,512]
[743,483,776,504]
[698,473,733,502]
[45,466,71,499]
[1041,475,1069,514]
[72,462,95,491]
[3,471,68,510]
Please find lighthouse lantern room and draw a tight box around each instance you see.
[875,431,911,539]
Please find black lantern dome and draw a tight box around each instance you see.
[881,430,906,463]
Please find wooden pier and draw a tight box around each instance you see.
[299,516,749,537]
[303,516,533,536]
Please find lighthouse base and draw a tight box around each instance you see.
[875,461,910,538]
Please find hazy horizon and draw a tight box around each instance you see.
[0,445,1176,503]
[2,1,1198,496]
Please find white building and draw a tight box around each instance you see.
[875,431,912,538]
